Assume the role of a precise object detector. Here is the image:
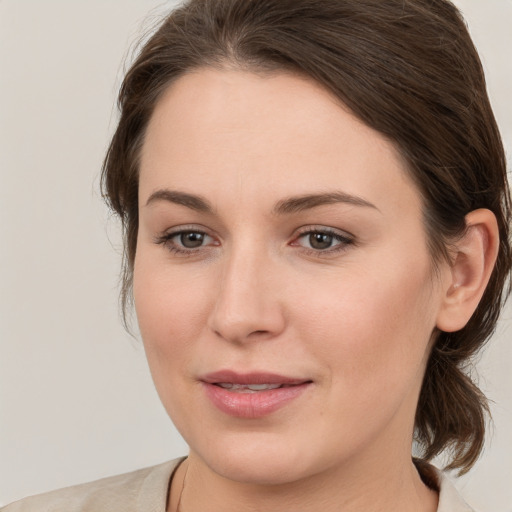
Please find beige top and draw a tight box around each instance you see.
[1,458,475,512]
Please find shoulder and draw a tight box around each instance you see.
[415,460,476,512]
[434,467,476,512]
[1,458,183,512]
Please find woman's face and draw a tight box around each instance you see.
[134,69,450,484]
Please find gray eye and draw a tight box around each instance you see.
[179,232,206,248]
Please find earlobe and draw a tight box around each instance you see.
[436,209,500,333]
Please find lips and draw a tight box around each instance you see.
[202,370,309,386]
[216,383,284,392]
[201,370,312,418]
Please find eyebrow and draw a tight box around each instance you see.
[273,191,379,215]
[145,189,214,213]
[144,188,379,215]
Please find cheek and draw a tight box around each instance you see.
[133,249,213,371]
[296,257,437,399]
[132,251,219,428]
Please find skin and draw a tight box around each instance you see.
[133,68,488,512]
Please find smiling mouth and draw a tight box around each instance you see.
[214,383,299,393]
[203,373,313,418]
[201,370,313,417]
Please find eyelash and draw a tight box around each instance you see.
[292,227,355,256]
[154,226,355,257]
[154,226,217,256]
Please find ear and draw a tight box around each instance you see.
[436,208,500,333]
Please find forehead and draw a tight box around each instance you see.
[139,67,421,219]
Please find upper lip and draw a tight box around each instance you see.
[201,370,311,386]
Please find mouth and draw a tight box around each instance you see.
[201,370,313,418]
[213,382,304,393]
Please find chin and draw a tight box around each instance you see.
[190,431,329,486]
[209,454,311,486]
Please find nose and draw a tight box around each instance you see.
[207,245,286,344]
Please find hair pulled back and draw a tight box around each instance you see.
[102,0,512,473]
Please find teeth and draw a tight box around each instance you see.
[217,383,282,392]
[246,384,281,391]
[217,383,234,389]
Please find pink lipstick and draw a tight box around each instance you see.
[201,370,312,419]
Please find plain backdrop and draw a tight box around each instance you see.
[0,0,511,509]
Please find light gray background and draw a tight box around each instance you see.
[0,0,510,509]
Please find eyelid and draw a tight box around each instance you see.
[293,225,355,241]
[154,225,219,254]
[290,225,356,255]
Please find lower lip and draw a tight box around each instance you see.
[203,383,311,419]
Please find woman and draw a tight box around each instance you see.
[3,0,510,511]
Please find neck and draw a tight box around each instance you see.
[169,451,438,512]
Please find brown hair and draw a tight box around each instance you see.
[102,0,512,474]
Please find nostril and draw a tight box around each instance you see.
[213,327,273,343]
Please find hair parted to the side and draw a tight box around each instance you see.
[101,0,512,474]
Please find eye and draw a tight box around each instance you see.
[305,232,337,250]
[155,228,217,254]
[292,227,354,253]
[177,231,209,248]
